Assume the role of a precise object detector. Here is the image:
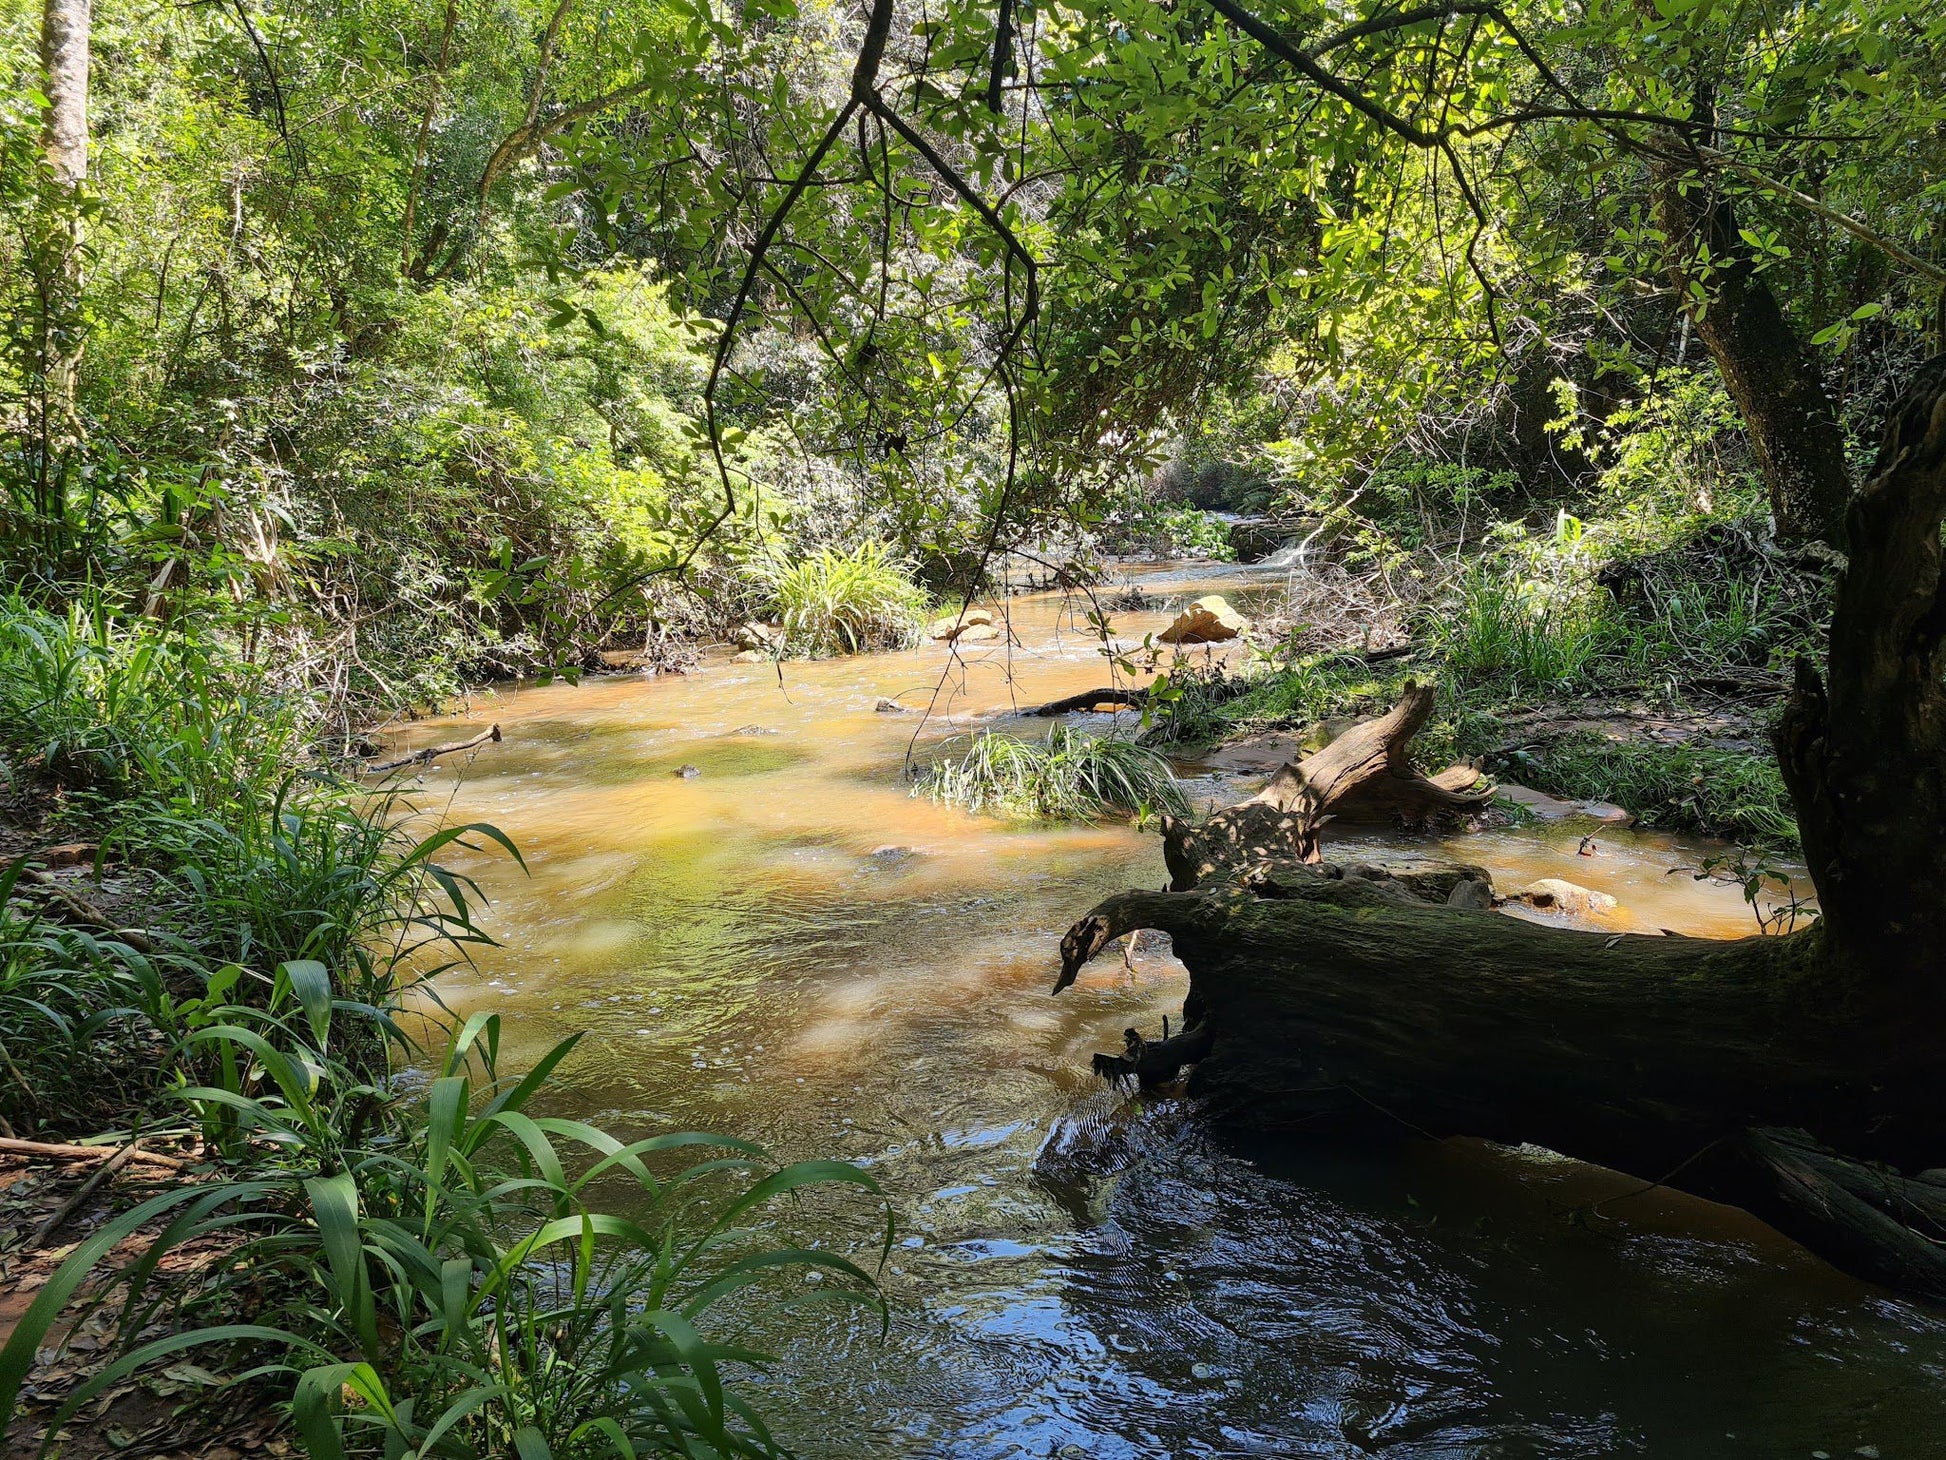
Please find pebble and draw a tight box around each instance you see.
[1191,1362,1216,1381]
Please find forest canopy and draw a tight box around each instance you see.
[6,0,1942,714]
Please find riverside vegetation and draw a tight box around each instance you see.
[7,0,1946,1449]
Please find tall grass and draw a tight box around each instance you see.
[768,542,929,657]
[1503,732,1798,845]
[1434,560,1611,690]
[0,995,886,1459]
[925,725,1190,821]
[0,595,299,810]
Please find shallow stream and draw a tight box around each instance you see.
[394,561,1946,1458]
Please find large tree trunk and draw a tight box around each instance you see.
[1055,359,1946,1300]
[32,0,90,546]
[1650,95,1852,548]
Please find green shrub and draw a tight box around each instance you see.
[1097,501,1237,560]
[769,541,930,656]
[925,724,1190,821]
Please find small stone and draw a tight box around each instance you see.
[873,696,908,713]
[1446,876,1494,911]
[675,764,701,778]
[1855,1448,1880,1459]
[1191,1362,1217,1381]
[803,1271,824,1285]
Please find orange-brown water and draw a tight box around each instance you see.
[389,561,1945,1458]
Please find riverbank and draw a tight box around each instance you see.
[0,598,886,1458]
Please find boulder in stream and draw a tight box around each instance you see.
[732,621,782,653]
[1158,595,1249,644]
[1515,877,1618,916]
[928,607,995,642]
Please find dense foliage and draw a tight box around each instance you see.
[3,0,1941,1446]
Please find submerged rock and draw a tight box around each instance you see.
[874,696,909,714]
[1497,782,1636,825]
[1158,594,1249,644]
[675,764,701,779]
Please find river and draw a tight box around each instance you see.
[391,560,1946,1459]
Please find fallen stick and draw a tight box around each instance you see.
[15,870,153,953]
[1026,688,1149,717]
[32,1140,152,1247]
[365,723,502,774]
[0,1136,190,1170]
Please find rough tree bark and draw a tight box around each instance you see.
[1055,359,1946,1300]
[1651,91,1853,548]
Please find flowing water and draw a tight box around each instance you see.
[393,562,1946,1458]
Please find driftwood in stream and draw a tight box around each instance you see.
[1160,681,1493,890]
[365,724,502,775]
[1054,356,1946,1302]
[1026,687,1150,716]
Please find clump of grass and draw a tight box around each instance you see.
[769,541,930,657]
[0,594,299,809]
[1499,732,1797,846]
[1433,560,1612,690]
[925,724,1190,821]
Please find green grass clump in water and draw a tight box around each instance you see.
[926,724,1190,822]
[1501,731,1797,846]
[770,541,930,657]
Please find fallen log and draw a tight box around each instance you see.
[0,1136,190,1170]
[1056,865,1946,1299]
[1025,687,1149,716]
[14,869,153,953]
[1160,680,1492,889]
[1054,357,1946,1301]
[365,723,502,775]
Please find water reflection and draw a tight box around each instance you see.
[391,563,1946,1457]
